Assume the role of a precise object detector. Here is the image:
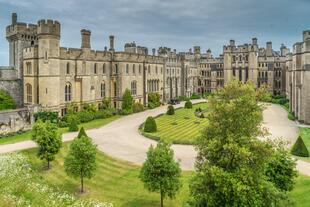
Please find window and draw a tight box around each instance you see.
[66,62,70,74]
[94,63,97,74]
[103,63,106,74]
[133,64,136,74]
[156,66,158,74]
[161,67,163,74]
[126,64,129,74]
[65,82,72,102]
[101,82,106,97]
[45,51,48,60]
[139,65,141,74]
[131,81,137,95]
[26,83,32,103]
[26,62,32,74]
[148,65,151,74]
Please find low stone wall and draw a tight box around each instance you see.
[0,106,39,136]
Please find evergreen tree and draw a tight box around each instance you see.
[291,136,309,157]
[122,88,133,113]
[77,127,88,138]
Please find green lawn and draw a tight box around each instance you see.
[20,143,310,207]
[143,103,208,144]
[0,115,121,145]
[22,143,191,207]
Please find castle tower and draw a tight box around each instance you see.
[36,19,61,108]
[6,13,37,78]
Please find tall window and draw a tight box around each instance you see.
[26,83,32,103]
[26,62,32,74]
[131,81,137,95]
[65,82,72,102]
[126,64,129,74]
[103,63,106,74]
[139,65,141,74]
[94,63,97,74]
[66,62,70,74]
[133,64,136,74]
[148,65,151,74]
[101,82,106,97]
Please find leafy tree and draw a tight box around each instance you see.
[122,88,133,113]
[291,136,309,157]
[140,140,182,207]
[65,136,97,193]
[144,116,157,133]
[167,105,175,115]
[32,120,62,169]
[0,89,16,110]
[185,100,193,109]
[77,127,88,138]
[189,81,293,207]
[68,114,79,132]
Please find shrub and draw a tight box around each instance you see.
[185,100,193,109]
[83,103,97,113]
[77,127,88,138]
[178,96,190,101]
[200,113,205,118]
[144,116,157,133]
[291,136,309,157]
[147,102,156,109]
[190,92,201,99]
[68,115,79,132]
[34,111,58,123]
[133,102,144,113]
[167,105,175,115]
[120,109,133,115]
[122,89,133,113]
[0,89,16,110]
[78,111,95,123]
[94,109,115,119]
[288,111,296,121]
[148,92,161,108]
[100,97,111,110]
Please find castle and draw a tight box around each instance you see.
[1,13,310,123]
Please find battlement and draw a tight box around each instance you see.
[23,46,38,58]
[6,22,37,38]
[37,19,60,37]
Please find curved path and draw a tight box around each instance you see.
[1,101,309,175]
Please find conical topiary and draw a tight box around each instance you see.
[144,116,157,133]
[291,136,309,157]
[167,105,175,115]
[77,127,88,138]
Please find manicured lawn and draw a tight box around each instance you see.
[0,115,121,145]
[22,143,191,207]
[143,102,208,144]
[21,143,310,207]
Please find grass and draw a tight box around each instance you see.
[142,103,208,144]
[20,143,310,207]
[0,115,121,145]
[22,143,191,207]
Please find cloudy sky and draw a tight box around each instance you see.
[0,0,309,65]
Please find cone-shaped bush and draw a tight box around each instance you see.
[77,127,88,138]
[68,115,79,132]
[291,136,309,157]
[185,100,193,109]
[144,116,157,133]
[167,105,175,115]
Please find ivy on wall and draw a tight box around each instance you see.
[0,89,16,111]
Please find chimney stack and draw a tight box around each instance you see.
[81,29,91,49]
[230,39,235,47]
[152,48,156,56]
[266,41,273,56]
[252,37,257,45]
[12,13,17,25]
[109,35,115,51]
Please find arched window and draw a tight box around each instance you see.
[133,64,136,74]
[66,62,70,74]
[26,62,32,74]
[103,63,106,74]
[126,64,129,74]
[94,63,97,74]
[115,64,118,74]
[65,82,72,102]
[131,81,137,95]
[26,83,32,103]
[101,82,106,97]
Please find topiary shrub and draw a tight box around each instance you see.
[185,100,193,109]
[144,116,157,133]
[78,111,95,123]
[68,115,79,132]
[291,136,309,157]
[167,105,175,115]
[133,102,144,113]
[77,127,88,138]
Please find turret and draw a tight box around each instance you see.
[109,35,115,51]
[194,46,200,54]
[37,19,60,38]
[152,48,156,56]
[230,39,235,47]
[252,37,257,45]
[12,13,17,25]
[206,49,212,58]
[80,29,91,49]
[266,41,273,56]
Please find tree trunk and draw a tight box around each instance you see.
[160,189,163,207]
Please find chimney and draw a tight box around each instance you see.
[230,39,235,47]
[189,48,192,53]
[81,29,91,49]
[152,48,156,56]
[173,49,176,54]
[266,41,272,56]
[252,37,257,45]
[12,13,17,25]
[109,35,115,51]
[104,46,107,51]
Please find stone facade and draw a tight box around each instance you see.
[286,31,310,124]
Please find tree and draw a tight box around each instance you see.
[122,88,133,113]
[148,92,161,109]
[0,89,16,110]
[77,127,88,138]
[291,136,309,157]
[140,140,182,207]
[32,120,62,169]
[185,100,193,109]
[68,114,79,132]
[189,81,294,207]
[167,105,175,115]
[65,136,97,193]
[144,116,157,132]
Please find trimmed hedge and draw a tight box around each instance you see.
[167,105,175,115]
[185,100,193,109]
[144,116,157,133]
[291,136,309,157]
